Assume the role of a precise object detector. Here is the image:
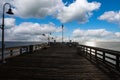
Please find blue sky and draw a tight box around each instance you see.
[0,0,120,42]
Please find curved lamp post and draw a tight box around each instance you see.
[62,24,64,43]
[1,3,14,63]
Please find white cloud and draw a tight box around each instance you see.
[115,32,120,37]
[73,29,112,37]
[13,0,64,18]
[98,11,120,25]
[12,22,60,41]
[72,28,120,42]
[0,0,100,23]
[0,18,15,29]
[12,22,57,35]
[0,17,119,42]
[57,0,101,23]
[0,18,62,41]
[5,18,15,28]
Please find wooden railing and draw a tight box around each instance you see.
[77,44,120,72]
[0,43,48,60]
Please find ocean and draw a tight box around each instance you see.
[0,41,120,60]
[0,41,119,51]
[80,42,120,51]
[0,41,43,48]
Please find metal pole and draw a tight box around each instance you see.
[1,3,5,63]
[62,24,64,43]
[1,3,13,63]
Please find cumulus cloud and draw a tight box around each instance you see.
[98,11,120,25]
[0,18,15,29]
[0,18,62,41]
[13,0,64,18]
[72,28,120,42]
[0,18,119,42]
[0,0,101,23]
[12,22,58,35]
[73,29,112,37]
[12,0,101,23]
[115,32,120,37]
[57,0,101,23]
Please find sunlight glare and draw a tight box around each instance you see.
[85,42,96,47]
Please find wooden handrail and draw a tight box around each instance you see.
[77,44,120,72]
[0,43,48,60]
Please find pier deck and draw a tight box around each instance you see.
[0,45,120,80]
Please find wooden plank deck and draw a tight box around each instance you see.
[0,45,119,80]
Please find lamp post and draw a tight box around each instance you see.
[0,3,14,63]
[62,24,64,43]
[48,33,51,45]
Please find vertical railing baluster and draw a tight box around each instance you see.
[85,47,87,56]
[29,45,33,53]
[20,48,22,54]
[78,44,120,72]
[10,50,13,56]
[95,49,97,61]
[90,48,92,59]
[103,52,105,63]
[116,55,119,71]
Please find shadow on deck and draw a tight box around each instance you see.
[0,45,120,80]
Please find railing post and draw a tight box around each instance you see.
[83,47,85,56]
[27,46,29,53]
[26,47,29,53]
[20,48,22,54]
[10,50,13,56]
[85,47,87,56]
[90,48,92,59]
[103,52,105,63]
[29,45,33,53]
[83,47,85,55]
[95,49,97,61]
[116,55,119,71]
[83,46,85,56]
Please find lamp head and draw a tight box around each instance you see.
[6,8,14,15]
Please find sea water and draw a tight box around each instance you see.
[0,41,120,60]
[0,41,43,48]
[80,42,120,51]
[0,41,119,51]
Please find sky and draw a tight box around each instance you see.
[0,0,120,42]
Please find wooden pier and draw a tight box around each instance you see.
[0,43,120,80]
